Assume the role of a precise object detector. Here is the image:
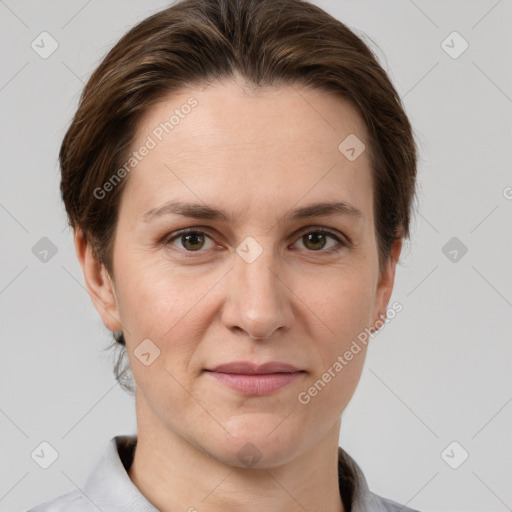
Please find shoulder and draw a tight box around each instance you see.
[25,489,97,512]
[369,491,421,512]
[338,446,421,512]
[26,434,143,512]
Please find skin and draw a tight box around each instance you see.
[75,78,401,512]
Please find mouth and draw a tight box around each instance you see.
[203,361,306,396]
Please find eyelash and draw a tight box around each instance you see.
[161,226,349,257]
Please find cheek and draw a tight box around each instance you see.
[115,271,171,335]
[114,250,195,325]
[297,267,375,405]
[116,246,377,357]
[113,259,220,371]
[307,265,377,344]
[298,278,373,414]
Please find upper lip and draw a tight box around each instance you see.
[206,362,302,374]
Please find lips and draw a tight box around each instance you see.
[204,361,305,396]
[207,361,302,375]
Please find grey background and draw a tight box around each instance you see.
[1,1,511,511]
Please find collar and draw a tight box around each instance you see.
[79,435,401,512]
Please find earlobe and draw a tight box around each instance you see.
[73,228,123,333]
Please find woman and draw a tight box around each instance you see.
[29,0,419,510]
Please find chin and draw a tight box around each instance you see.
[205,417,305,469]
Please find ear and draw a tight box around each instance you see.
[371,237,402,331]
[73,227,123,333]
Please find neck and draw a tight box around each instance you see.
[128,395,346,512]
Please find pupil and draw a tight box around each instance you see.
[183,233,203,250]
[305,233,325,250]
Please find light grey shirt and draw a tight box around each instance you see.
[27,435,420,512]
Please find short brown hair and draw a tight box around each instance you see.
[60,0,418,393]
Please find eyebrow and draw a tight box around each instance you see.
[141,199,364,224]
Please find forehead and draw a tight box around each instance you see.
[120,79,373,222]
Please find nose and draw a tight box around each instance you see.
[221,242,293,340]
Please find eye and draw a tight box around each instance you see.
[292,228,347,253]
[164,228,216,252]
[162,226,348,256]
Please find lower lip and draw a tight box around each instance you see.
[205,371,304,396]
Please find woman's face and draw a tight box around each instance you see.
[89,79,400,467]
